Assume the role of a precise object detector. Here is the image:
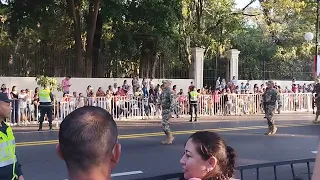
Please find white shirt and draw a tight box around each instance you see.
[18,94,27,108]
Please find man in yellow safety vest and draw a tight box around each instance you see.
[0,93,24,180]
[189,87,199,122]
[38,85,54,131]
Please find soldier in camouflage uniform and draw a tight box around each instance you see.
[263,80,282,135]
[160,80,175,144]
[313,94,320,124]
[313,79,320,114]
[262,87,270,118]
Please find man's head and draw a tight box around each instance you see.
[0,84,6,92]
[162,80,172,88]
[267,80,274,88]
[57,106,121,175]
[44,84,50,90]
[0,93,12,119]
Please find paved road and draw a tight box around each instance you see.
[13,116,320,180]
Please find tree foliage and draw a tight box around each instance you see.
[0,0,317,81]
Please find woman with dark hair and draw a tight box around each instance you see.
[180,131,236,180]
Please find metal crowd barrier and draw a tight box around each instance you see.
[7,93,315,126]
[133,158,315,180]
[237,158,315,180]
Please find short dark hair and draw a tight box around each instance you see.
[59,106,118,171]
[189,131,236,179]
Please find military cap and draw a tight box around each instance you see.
[162,80,172,84]
[267,80,274,84]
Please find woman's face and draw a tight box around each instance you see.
[180,139,210,180]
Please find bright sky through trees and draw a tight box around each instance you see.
[235,0,260,9]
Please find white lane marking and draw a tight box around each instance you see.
[312,151,318,154]
[63,170,143,180]
[14,130,58,134]
[111,170,143,177]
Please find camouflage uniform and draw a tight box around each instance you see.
[172,90,180,118]
[313,80,320,114]
[160,80,175,144]
[276,87,282,114]
[263,81,282,135]
[262,87,270,117]
[314,95,320,123]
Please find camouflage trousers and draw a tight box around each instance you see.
[265,105,276,126]
[161,109,171,133]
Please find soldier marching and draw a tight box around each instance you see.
[262,80,282,135]
[160,80,175,145]
[313,78,320,114]
[313,78,320,123]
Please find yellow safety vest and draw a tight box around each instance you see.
[0,122,18,180]
[39,89,51,102]
[190,91,198,101]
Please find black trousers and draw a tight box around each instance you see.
[39,106,53,125]
[189,103,198,117]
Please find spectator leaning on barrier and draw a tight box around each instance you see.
[56,106,121,180]
[0,93,24,180]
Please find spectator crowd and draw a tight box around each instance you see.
[0,76,315,126]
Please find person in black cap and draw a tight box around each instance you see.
[0,93,24,180]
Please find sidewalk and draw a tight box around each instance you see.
[10,112,314,131]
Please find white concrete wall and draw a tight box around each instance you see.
[0,77,194,96]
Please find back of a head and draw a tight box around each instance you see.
[59,106,118,171]
[189,131,236,180]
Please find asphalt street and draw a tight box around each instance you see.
[12,115,320,180]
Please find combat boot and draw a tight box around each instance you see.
[313,120,320,124]
[38,122,43,131]
[264,126,272,135]
[161,132,174,145]
[167,132,175,144]
[161,132,169,144]
[48,121,53,130]
[271,125,277,135]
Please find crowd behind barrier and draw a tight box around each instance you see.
[6,93,314,127]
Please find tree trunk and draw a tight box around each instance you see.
[67,0,84,77]
[151,53,159,78]
[92,11,103,77]
[85,0,100,78]
[139,55,146,78]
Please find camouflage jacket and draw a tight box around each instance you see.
[316,96,320,106]
[160,87,174,111]
[314,83,320,94]
[262,88,281,106]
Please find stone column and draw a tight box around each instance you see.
[190,47,205,89]
[226,49,240,81]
